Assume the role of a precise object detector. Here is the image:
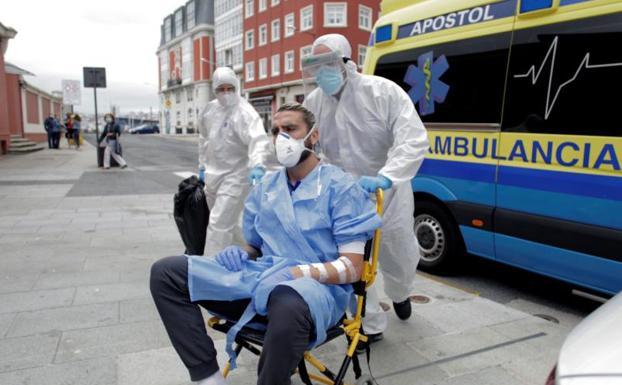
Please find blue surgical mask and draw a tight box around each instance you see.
[315,66,344,96]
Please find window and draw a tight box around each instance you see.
[373,32,512,123]
[164,17,172,41]
[503,15,622,136]
[245,0,254,18]
[285,51,295,73]
[175,91,181,103]
[186,1,196,29]
[271,19,280,42]
[358,45,367,68]
[284,13,295,37]
[259,58,267,79]
[300,5,313,31]
[246,61,255,81]
[259,0,266,12]
[259,24,267,46]
[245,30,254,50]
[300,45,312,69]
[271,0,280,6]
[175,9,183,37]
[358,5,372,31]
[271,54,280,76]
[324,3,347,27]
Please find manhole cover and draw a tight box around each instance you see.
[379,302,390,312]
[410,295,430,304]
[534,314,560,324]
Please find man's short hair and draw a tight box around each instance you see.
[277,103,315,131]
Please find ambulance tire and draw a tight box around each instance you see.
[414,199,464,274]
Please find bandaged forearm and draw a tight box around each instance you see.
[296,255,361,284]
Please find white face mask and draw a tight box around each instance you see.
[217,92,237,107]
[105,117,112,123]
[275,126,315,168]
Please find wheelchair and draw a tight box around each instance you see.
[208,190,384,385]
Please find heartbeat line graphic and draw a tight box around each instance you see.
[514,36,622,119]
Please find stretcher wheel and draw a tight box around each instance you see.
[355,374,373,385]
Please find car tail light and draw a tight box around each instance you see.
[545,364,557,385]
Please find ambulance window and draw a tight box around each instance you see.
[502,13,622,137]
[374,32,512,125]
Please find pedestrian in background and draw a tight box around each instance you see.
[65,113,74,148]
[99,113,127,169]
[73,114,82,149]
[44,113,55,149]
[51,114,62,149]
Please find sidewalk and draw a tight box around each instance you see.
[0,144,570,385]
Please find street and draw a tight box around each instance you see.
[0,138,602,385]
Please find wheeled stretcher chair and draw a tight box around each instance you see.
[208,190,384,385]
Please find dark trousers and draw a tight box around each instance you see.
[47,132,53,148]
[52,132,60,148]
[150,256,314,384]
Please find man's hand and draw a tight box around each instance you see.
[358,175,392,193]
[215,246,249,271]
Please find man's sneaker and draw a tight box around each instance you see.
[393,299,412,320]
[355,332,383,354]
[121,164,128,169]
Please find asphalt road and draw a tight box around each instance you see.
[85,133,602,325]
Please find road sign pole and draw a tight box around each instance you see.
[94,86,99,141]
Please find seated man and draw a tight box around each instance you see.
[150,103,381,385]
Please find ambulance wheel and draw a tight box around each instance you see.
[414,200,463,273]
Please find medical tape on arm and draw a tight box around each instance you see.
[311,263,329,282]
[329,258,348,283]
[338,256,358,281]
[297,264,312,278]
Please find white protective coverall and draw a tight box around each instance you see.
[198,67,272,256]
[304,34,429,334]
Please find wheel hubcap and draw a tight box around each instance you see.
[414,214,445,263]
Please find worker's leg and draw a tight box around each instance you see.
[257,286,314,385]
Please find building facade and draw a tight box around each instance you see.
[157,0,216,135]
[0,22,17,153]
[214,0,244,75]
[242,0,380,129]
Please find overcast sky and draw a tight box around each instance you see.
[3,0,184,115]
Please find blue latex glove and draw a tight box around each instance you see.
[215,246,249,271]
[198,167,205,183]
[255,267,294,303]
[358,175,393,193]
[249,166,266,184]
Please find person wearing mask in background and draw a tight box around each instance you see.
[197,66,272,257]
[44,113,55,149]
[51,114,62,149]
[302,34,429,347]
[72,114,82,150]
[99,113,127,169]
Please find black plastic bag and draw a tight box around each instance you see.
[174,176,209,255]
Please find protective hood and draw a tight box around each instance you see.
[312,34,352,60]
[212,66,240,96]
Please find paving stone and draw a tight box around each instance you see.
[117,347,192,385]
[436,365,527,385]
[7,302,119,337]
[0,313,15,338]
[55,320,171,364]
[0,332,60,372]
[0,273,38,294]
[120,297,160,323]
[34,270,120,290]
[73,281,150,305]
[0,287,75,314]
[0,357,117,385]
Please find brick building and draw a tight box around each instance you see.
[157,0,216,135]
[242,0,379,129]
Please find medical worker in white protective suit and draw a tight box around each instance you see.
[303,34,429,343]
[198,67,273,257]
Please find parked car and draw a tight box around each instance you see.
[545,291,622,385]
[129,124,159,134]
